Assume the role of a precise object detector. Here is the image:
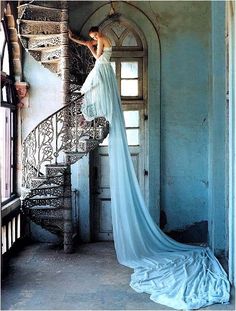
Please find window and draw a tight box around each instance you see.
[1,19,17,206]
[101,20,146,147]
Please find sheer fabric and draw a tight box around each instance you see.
[80,47,230,310]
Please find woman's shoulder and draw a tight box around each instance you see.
[100,33,112,48]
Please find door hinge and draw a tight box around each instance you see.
[5,116,8,123]
[5,183,8,191]
[144,169,149,176]
[144,114,148,121]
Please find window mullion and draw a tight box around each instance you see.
[117,60,121,95]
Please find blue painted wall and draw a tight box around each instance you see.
[156,2,211,232]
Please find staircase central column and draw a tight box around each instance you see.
[60,1,73,253]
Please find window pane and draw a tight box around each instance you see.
[111,62,116,74]
[12,217,16,243]
[122,32,138,47]
[127,129,139,145]
[121,79,138,96]
[2,86,7,102]
[2,226,7,254]
[2,43,10,75]
[121,62,138,78]
[111,22,126,38]
[0,107,11,202]
[11,111,14,135]
[17,214,21,238]
[8,221,12,249]
[0,23,5,51]
[124,111,139,127]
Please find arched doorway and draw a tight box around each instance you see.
[75,3,161,242]
[91,18,148,241]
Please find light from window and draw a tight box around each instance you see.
[2,43,10,76]
[121,62,138,78]
[0,23,6,57]
[121,80,138,96]
[124,110,140,145]
[0,107,11,201]
[100,111,140,146]
[124,110,139,127]
[126,129,139,145]
[121,62,139,96]
[111,22,126,38]
[122,32,138,47]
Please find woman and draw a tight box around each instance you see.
[69,27,114,122]
[69,26,111,59]
[69,26,230,310]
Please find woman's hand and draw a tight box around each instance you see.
[68,30,86,46]
[68,29,73,40]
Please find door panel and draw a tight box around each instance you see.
[92,143,142,241]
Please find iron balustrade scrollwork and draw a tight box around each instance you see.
[22,93,109,189]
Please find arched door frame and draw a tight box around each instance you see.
[80,2,161,223]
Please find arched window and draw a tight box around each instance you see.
[102,20,144,99]
[100,19,147,150]
[0,14,17,205]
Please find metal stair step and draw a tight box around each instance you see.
[28,194,64,200]
[26,34,62,50]
[45,163,68,168]
[29,1,67,9]
[45,164,68,178]
[18,4,63,22]
[41,62,60,74]
[35,184,63,190]
[27,48,61,63]
[28,206,64,231]
[41,59,61,64]
[27,186,64,200]
[28,45,61,52]
[29,194,62,199]
[24,196,64,209]
[18,19,62,36]
[78,138,100,152]
[20,33,62,39]
[64,151,86,165]
[30,174,65,188]
[30,204,56,209]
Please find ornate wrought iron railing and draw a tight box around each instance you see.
[22,92,109,188]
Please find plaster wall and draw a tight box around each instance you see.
[21,52,63,242]
[21,55,62,140]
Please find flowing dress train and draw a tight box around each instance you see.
[80,47,230,310]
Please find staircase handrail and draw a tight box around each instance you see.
[22,93,108,188]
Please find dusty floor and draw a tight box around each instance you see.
[1,242,235,310]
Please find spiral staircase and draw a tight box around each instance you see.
[17,1,109,252]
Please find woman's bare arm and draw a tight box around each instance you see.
[68,29,96,47]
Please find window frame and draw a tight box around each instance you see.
[1,18,18,207]
[111,56,144,100]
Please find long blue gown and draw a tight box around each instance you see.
[80,47,230,310]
